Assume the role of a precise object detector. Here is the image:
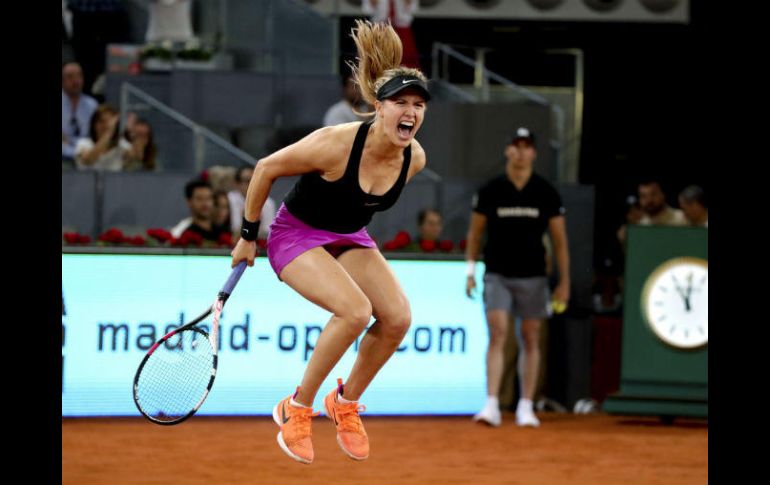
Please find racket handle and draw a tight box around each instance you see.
[220,261,247,297]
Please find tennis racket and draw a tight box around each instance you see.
[133,261,247,425]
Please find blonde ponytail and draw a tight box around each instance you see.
[348,20,404,107]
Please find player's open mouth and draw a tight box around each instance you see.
[397,121,414,139]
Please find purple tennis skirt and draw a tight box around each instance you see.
[266,203,377,279]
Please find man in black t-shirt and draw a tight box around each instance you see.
[465,127,571,428]
[170,179,227,243]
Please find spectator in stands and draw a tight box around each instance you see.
[363,0,420,69]
[62,62,98,164]
[416,208,442,242]
[465,127,571,428]
[678,185,708,228]
[228,165,276,240]
[74,104,131,171]
[617,179,686,244]
[123,116,158,171]
[213,190,232,235]
[403,208,445,251]
[323,72,369,127]
[637,178,687,226]
[170,179,226,242]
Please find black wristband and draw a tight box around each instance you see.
[241,218,260,241]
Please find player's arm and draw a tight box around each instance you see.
[231,125,348,267]
[243,126,345,222]
[465,212,487,298]
[548,215,571,304]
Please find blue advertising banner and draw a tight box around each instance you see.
[62,254,488,416]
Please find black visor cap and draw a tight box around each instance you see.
[376,76,431,102]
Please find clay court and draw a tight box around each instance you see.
[63,412,707,484]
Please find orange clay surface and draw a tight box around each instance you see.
[63,413,707,485]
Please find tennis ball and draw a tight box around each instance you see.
[552,300,567,314]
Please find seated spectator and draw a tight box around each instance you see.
[213,190,232,235]
[228,165,276,240]
[617,179,686,244]
[62,62,98,164]
[74,104,131,171]
[123,115,158,171]
[416,208,442,244]
[170,179,226,242]
[678,185,708,228]
[323,72,370,127]
[637,178,686,226]
[403,209,453,252]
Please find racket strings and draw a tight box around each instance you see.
[135,328,215,422]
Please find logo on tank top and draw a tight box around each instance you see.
[365,202,380,207]
[497,207,539,218]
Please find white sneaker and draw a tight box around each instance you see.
[473,404,502,427]
[515,406,541,427]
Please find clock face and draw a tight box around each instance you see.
[641,257,708,349]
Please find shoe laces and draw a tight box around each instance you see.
[336,401,367,434]
[288,405,320,437]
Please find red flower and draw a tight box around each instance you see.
[439,240,454,252]
[63,232,81,244]
[393,231,411,248]
[383,240,399,251]
[179,230,203,247]
[98,228,126,244]
[419,239,436,252]
[129,236,146,246]
[459,239,468,251]
[146,228,173,243]
[64,232,92,245]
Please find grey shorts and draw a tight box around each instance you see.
[483,273,550,319]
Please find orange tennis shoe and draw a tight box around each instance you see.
[323,378,370,461]
[272,387,320,464]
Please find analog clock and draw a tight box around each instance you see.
[641,257,708,349]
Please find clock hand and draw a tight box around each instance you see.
[671,275,688,300]
[671,274,691,311]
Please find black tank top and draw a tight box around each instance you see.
[284,121,412,234]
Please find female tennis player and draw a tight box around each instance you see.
[230,20,429,464]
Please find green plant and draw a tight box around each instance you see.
[139,44,173,61]
[177,47,213,61]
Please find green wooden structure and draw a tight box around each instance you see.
[603,225,708,421]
